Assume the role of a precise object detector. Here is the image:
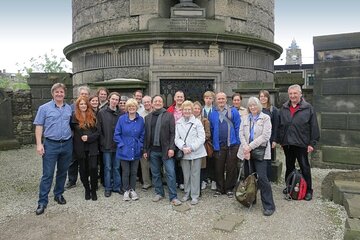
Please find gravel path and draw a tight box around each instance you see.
[0,145,347,240]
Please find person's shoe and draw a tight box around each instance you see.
[142,184,152,190]
[213,191,222,197]
[123,191,131,201]
[54,195,66,205]
[35,204,46,215]
[226,191,234,198]
[305,192,313,201]
[130,190,139,201]
[65,182,76,190]
[181,195,190,202]
[282,188,288,194]
[104,190,111,197]
[190,199,199,205]
[179,184,185,190]
[85,189,91,200]
[201,181,207,190]
[211,181,217,190]
[91,191,97,201]
[152,194,164,202]
[171,198,182,206]
[263,209,275,216]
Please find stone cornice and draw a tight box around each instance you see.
[64,32,282,60]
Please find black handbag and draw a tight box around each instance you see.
[175,123,193,160]
[250,146,266,161]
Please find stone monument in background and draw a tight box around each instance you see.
[64,0,282,106]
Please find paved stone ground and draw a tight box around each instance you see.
[0,145,347,240]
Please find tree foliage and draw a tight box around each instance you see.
[16,49,70,76]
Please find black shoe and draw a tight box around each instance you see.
[305,192,313,201]
[282,188,287,194]
[104,190,111,197]
[263,209,275,216]
[35,204,46,215]
[54,195,67,205]
[85,189,91,200]
[226,191,234,198]
[91,191,98,201]
[213,191,222,197]
[65,182,76,190]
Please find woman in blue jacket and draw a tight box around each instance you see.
[114,98,145,201]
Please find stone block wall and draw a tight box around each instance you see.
[6,90,34,144]
[313,32,360,169]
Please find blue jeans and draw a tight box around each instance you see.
[38,139,73,206]
[149,151,178,201]
[103,151,121,192]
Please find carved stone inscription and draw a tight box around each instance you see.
[168,18,207,32]
[153,47,220,65]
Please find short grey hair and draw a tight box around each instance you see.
[51,83,66,94]
[288,84,302,93]
[247,96,263,113]
[77,85,90,95]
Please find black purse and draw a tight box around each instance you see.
[175,123,193,160]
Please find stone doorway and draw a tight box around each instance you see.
[160,79,214,107]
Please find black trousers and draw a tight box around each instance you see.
[283,145,312,192]
[78,152,98,191]
[244,159,275,211]
[214,145,239,194]
[67,156,79,184]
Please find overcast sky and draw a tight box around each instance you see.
[0,0,359,73]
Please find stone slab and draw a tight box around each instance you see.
[344,218,360,240]
[213,219,237,232]
[222,214,244,224]
[0,139,20,151]
[322,146,360,166]
[172,204,191,212]
[343,193,360,218]
[270,160,282,183]
[314,32,360,51]
[333,180,360,205]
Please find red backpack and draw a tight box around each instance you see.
[285,169,307,200]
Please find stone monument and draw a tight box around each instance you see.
[64,0,282,106]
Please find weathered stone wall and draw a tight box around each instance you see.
[313,32,360,169]
[7,90,34,144]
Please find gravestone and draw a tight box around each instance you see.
[0,89,20,150]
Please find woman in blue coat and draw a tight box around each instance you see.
[114,98,145,201]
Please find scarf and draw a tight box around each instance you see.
[249,113,260,143]
[153,108,166,146]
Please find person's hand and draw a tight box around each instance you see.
[81,135,88,142]
[243,145,251,154]
[143,153,148,159]
[272,142,277,148]
[36,144,45,156]
[307,145,314,153]
[182,147,192,154]
[168,149,174,158]
[244,152,250,160]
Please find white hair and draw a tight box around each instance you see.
[247,96,263,113]
[288,84,302,93]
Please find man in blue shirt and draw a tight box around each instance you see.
[209,92,241,197]
[33,83,73,215]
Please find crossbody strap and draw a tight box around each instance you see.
[183,123,194,145]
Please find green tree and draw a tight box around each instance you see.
[16,49,70,76]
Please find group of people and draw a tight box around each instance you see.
[34,83,319,217]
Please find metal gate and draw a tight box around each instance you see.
[160,79,214,107]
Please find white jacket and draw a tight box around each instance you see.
[175,115,207,160]
[237,112,272,160]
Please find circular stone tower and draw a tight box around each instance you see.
[64,0,282,105]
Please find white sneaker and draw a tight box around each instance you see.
[171,198,182,206]
[130,190,139,201]
[211,181,217,190]
[201,181,207,190]
[152,194,164,202]
[181,195,190,202]
[123,191,130,201]
[179,184,185,190]
[190,199,198,205]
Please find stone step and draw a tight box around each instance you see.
[270,160,283,183]
[344,218,360,240]
[332,180,360,205]
[343,193,360,218]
